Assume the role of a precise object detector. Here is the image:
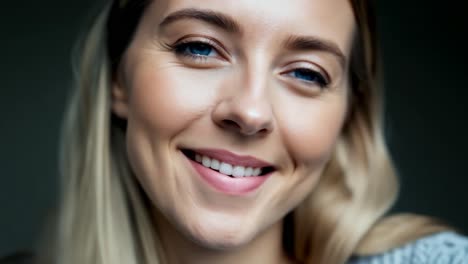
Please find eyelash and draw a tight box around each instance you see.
[168,39,223,62]
[285,68,329,89]
[167,39,330,89]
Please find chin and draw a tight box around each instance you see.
[187,223,255,250]
[178,211,260,251]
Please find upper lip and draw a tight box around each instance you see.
[189,148,274,168]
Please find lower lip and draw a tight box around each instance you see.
[187,157,270,195]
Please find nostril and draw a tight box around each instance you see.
[222,119,241,130]
[258,128,268,135]
[220,119,271,136]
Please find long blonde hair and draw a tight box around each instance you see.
[39,0,448,263]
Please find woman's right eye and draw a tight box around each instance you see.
[175,42,215,56]
[172,40,222,62]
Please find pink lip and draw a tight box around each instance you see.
[187,158,271,195]
[191,148,273,168]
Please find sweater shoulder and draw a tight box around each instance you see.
[349,232,468,264]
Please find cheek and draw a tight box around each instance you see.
[122,58,218,184]
[276,93,347,166]
[125,60,219,138]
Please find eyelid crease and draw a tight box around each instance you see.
[277,62,332,91]
[169,35,231,61]
[281,61,331,84]
[283,35,347,70]
[163,39,232,69]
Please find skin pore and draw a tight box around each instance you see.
[111,0,355,263]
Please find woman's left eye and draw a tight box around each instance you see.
[287,68,329,88]
[173,41,219,58]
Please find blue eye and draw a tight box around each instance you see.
[289,68,328,87]
[175,42,215,57]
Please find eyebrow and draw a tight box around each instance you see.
[283,35,347,69]
[159,8,242,34]
[159,8,347,68]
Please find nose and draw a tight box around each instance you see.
[212,73,274,137]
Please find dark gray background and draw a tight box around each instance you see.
[1,0,467,257]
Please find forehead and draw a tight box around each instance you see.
[148,0,356,54]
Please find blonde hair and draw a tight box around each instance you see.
[39,1,449,263]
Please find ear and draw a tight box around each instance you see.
[111,79,129,119]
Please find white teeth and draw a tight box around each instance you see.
[210,159,220,170]
[219,162,233,176]
[202,156,211,168]
[232,166,245,177]
[193,154,266,177]
[245,167,253,177]
[253,168,261,176]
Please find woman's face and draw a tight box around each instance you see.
[113,0,355,249]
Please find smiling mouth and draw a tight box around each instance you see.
[182,149,275,178]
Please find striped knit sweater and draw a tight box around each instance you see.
[349,232,468,264]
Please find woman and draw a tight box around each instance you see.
[19,0,468,263]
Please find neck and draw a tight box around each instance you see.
[153,211,293,264]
